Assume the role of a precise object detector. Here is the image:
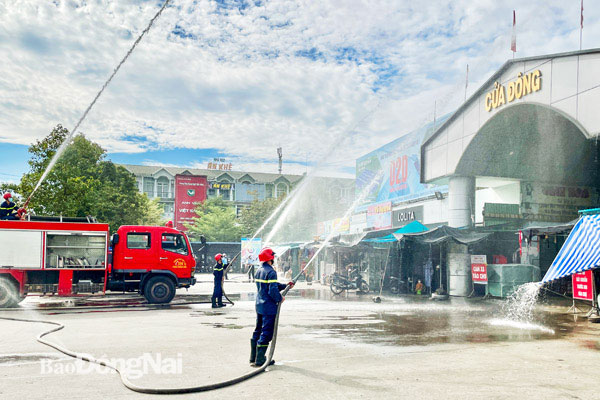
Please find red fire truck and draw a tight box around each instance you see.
[0,217,196,307]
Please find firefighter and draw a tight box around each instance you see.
[250,247,294,367]
[0,193,20,220]
[212,253,227,308]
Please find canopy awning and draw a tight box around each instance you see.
[394,225,492,245]
[542,213,600,283]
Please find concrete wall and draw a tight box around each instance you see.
[423,51,600,183]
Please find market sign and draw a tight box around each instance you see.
[366,201,392,230]
[572,270,594,301]
[392,206,424,228]
[521,182,599,222]
[471,255,488,284]
[207,158,233,171]
[317,217,350,238]
[174,174,207,230]
[485,70,542,112]
[209,182,232,190]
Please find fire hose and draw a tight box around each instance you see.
[0,282,298,394]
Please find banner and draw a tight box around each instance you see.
[572,270,594,301]
[355,118,447,210]
[174,175,208,230]
[241,238,262,266]
[317,217,350,238]
[521,182,599,222]
[471,255,488,284]
[236,183,266,202]
[366,201,392,230]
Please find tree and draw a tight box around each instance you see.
[185,197,242,242]
[17,124,164,232]
[238,197,283,238]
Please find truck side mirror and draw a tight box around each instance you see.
[200,235,206,244]
[112,234,120,245]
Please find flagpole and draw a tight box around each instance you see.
[580,0,584,50]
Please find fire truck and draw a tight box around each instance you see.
[0,217,196,307]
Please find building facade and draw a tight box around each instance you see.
[121,164,355,221]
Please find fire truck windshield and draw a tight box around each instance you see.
[161,233,188,255]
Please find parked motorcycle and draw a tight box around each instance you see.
[330,269,369,295]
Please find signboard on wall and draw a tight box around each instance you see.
[241,238,261,266]
[366,201,392,230]
[355,118,448,210]
[317,217,350,238]
[572,270,594,301]
[236,183,266,202]
[174,175,207,230]
[470,255,488,284]
[521,182,599,222]
[392,205,424,228]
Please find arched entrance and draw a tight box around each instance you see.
[448,103,600,227]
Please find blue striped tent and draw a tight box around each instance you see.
[542,212,600,283]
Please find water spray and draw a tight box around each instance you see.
[22,0,172,211]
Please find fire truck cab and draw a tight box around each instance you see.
[0,218,196,307]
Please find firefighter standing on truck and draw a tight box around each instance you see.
[212,254,227,308]
[250,248,294,367]
[0,193,20,220]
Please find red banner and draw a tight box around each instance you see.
[471,255,488,283]
[174,175,207,231]
[572,270,594,301]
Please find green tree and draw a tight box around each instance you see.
[185,197,241,242]
[18,124,163,232]
[238,197,283,238]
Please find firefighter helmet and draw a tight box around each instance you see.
[3,193,11,200]
[258,248,275,262]
[215,253,223,262]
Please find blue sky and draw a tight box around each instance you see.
[1,0,598,182]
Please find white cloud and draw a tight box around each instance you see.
[0,0,598,175]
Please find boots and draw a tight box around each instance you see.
[217,297,226,308]
[253,345,275,367]
[211,297,218,308]
[249,339,257,365]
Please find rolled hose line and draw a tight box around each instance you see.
[0,283,292,394]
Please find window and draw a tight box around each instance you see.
[221,189,230,199]
[276,183,288,198]
[157,177,170,198]
[127,233,151,249]
[208,188,216,197]
[143,177,155,197]
[161,234,189,255]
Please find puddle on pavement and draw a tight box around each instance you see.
[294,298,593,347]
[200,322,244,329]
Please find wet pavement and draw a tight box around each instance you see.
[1,276,599,399]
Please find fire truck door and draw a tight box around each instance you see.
[158,233,190,274]
[119,232,156,270]
[58,270,73,296]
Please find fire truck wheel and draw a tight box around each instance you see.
[144,276,176,304]
[0,276,20,308]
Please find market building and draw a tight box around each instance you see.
[314,48,600,298]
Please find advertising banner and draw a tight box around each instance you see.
[572,270,594,301]
[236,183,266,202]
[241,238,262,266]
[366,201,392,230]
[174,175,207,230]
[355,118,448,210]
[521,182,599,222]
[470,255,488,284]
[317,217,350,238]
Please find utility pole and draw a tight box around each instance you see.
[277,147,283,175]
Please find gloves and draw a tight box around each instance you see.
[287,281,295,288]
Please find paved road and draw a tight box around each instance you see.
[0,277,598,399]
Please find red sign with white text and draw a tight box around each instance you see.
[572,270,594,301]
[471,255,488,283]
[174,175,207,231]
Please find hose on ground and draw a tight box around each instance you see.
[0,284,290,394]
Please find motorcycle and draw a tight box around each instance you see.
[330,269,369,295]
